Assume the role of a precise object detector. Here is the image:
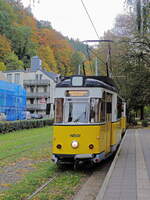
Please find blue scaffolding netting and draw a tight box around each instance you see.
[0,80,26,121]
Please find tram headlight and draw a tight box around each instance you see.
[71,140,79,149]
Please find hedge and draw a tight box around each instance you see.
[0,119,53,134]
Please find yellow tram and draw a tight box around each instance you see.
[52,75,126,167]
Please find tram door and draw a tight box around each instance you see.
[106,93,112,153]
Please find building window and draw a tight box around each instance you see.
[36,74,38,80]
[30,99,34,104]
[14,73,20,84]
[7,74,12,82]
[44,87,47,93]
[30,87,34,93]
[40,74,42,80]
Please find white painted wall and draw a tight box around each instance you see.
[3,70,57,118]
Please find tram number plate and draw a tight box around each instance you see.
[70,134,80,137]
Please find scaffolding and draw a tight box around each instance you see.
[0,80,26,121]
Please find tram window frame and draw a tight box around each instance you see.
[54,98,64,123]
[64,98,90,123]
[90,98,101,123]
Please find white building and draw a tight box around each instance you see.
[4,56,59,118]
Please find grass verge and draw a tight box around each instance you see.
[0,126,85,200]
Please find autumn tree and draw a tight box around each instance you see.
[71,51,85,74]
[96,0,150,120]
[38,46,57,72]
[0,0,15,36]
[9,25,37,67]
[5,52,24,70]
[0,0,89,75]
[0,62,6,71]
[0,34,12,62]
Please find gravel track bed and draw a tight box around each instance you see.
[72,157,114,200]
[0,159,38,191]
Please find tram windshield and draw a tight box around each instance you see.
[54,97,108,124]
[64,100,89,123]
[54,98,89,123]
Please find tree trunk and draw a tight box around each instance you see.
[140,106,144,120]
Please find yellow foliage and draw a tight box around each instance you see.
[38,46,57,72]
[0,62,6,71]
[0,35,12,61]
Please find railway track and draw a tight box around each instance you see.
[26,175,59,200]
[23,156,114,200]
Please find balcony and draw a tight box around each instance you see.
[24,80,50,86]
[27,104,46,110]
[27,92,50,98]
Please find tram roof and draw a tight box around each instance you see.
[56,75,118,92]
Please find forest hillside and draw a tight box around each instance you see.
[0,0,88,75]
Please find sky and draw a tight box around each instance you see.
[22,0,125,41]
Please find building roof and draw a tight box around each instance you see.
[4,70,25,73]
[41,70,59,81]
[4,69,59,82]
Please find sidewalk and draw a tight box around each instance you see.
[96,129,150,200]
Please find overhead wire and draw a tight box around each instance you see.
[80,0,101,75]
[80,0,101,40]
[80,0,113,77]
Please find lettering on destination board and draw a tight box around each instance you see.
[70,134,80,137]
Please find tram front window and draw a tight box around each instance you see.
[64,101,89,123]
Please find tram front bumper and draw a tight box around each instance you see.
[52,153,104,164]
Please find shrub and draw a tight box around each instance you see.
[129,119,137,126]
[142,120,148,127]
[0,119,53,134]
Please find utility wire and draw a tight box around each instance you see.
[80,0,100,40]
[87,46,106,65]
[80,1,113,77]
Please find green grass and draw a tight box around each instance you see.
[1,163,84,200]
[0,126,84,200]
[0,127,52,166]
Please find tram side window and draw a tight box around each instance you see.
[100,101,106,122]
[106,93,112,114]
[100,92,106,122]
[90,98,101,123]
[55,98,64,123]
[117,97,122,119]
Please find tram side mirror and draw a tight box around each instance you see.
[106,102,112,114]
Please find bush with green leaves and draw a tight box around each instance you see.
[0,119,53,134]
[142,120,149,127]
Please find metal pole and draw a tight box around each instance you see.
[78,64,81,75]
[95,57,98,76]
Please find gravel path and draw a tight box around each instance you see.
[0,159,37,191]
[72,158,113,200]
